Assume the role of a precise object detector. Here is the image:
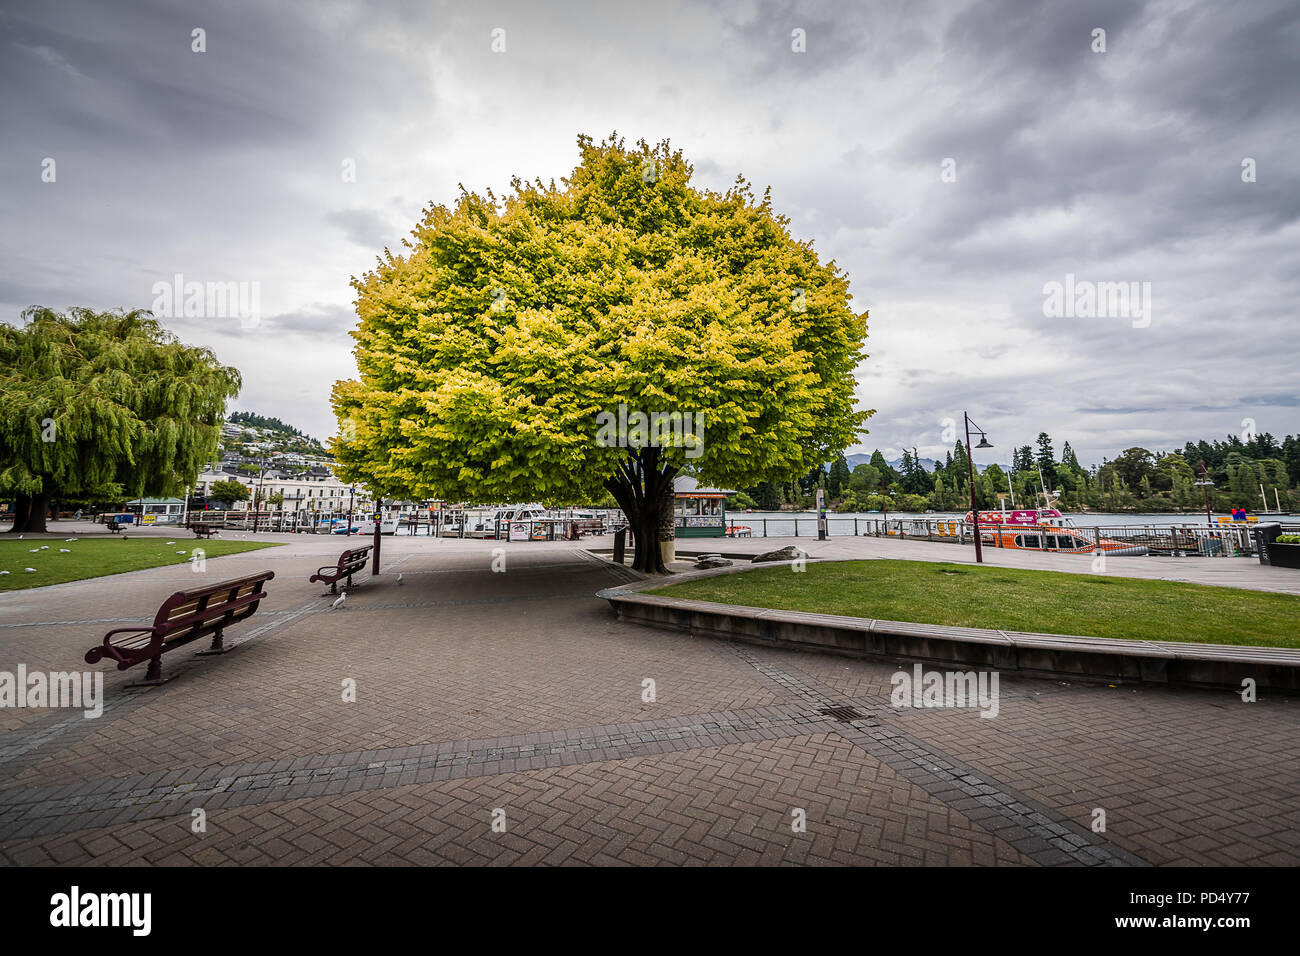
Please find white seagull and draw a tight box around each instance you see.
[24,568,37,573]
[59,548,70,553]
[396,573,404,585]
[331,591,347,610]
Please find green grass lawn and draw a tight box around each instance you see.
[0,537,280,591]
[651,559,1300,648]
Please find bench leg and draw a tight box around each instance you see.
[126,655,171,688]
[195,627,229,656]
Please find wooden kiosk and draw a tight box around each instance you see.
[673,477,732,539]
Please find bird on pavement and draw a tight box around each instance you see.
[331,591,347,610]
[396,573,404,585]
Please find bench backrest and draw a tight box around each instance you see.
[153,571,276,637]
[339,546,372,566]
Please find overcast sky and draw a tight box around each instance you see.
[3,0,1297,470]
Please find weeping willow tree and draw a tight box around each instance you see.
[332,134,871,572]
[0,307,241,532]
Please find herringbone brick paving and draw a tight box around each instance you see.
[0,734,1036,866]
[0,531,1296,865]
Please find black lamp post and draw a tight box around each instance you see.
[963,413,993,563]
[252,458,267,533]
[1194,462,1214,526]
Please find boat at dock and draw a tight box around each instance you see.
[959,509,1148,555]
[330,515,399,535]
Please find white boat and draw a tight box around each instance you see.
[466,504,552,539]
[331,515,399,535]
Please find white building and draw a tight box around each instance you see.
[192,466,370,515]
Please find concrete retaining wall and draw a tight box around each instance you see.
[595,569,1300,693]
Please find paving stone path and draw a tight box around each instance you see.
[0,531,1296,865]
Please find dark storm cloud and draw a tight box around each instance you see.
[1,0,1296,461]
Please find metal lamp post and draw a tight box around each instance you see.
[347,487,355,536]
[963,413,993,563]
[1194,462,1214,526]
[252,458,268,533]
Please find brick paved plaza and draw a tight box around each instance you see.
[1,531,1297,866]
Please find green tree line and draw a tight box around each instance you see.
[735,430,1300,514]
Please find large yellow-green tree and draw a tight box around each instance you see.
[332,135,871,571]
[0,307,240,532]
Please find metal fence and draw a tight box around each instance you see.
[101,509,620,539]
[94,508,1294,559]
[719,516,1289,558]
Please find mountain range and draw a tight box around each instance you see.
[846,453,1001,475]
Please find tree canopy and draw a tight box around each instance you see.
[209,479,251,504]
[331,134,872,569]
[0,307,240,531]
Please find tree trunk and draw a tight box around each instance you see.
[23,492,50,534]
[8,493,32,533]
[657,480,676,564]
[604,447,677,574]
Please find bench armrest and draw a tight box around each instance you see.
[86,626,159,664]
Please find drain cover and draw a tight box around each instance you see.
[819,705,866,722]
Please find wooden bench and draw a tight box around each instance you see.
[187,521,219,538]
[310,545,372,594]
[84,570,275,685]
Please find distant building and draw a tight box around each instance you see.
[192,465,365,514]
[125,497,186,525]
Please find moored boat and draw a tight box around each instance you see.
[961,510,1147,555]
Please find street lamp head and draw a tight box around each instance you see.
[975,436,993,449]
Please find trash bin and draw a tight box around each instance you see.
[613,527,627,564]
[1254,523,1282,565]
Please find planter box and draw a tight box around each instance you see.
[1266,542,1300,569]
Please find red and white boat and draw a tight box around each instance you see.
[962,509,1147,555]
